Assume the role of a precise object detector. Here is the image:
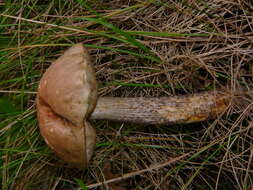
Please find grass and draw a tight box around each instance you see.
[1,0,253,189]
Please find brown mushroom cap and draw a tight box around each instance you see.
[37,43,98,168]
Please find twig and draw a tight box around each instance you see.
[0,90,37,94]
[0,14,91,34]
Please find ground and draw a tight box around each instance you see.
[0,0,253,189]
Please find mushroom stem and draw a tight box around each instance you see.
[90,91,229,125]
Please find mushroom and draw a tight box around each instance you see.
[37,44,229,168]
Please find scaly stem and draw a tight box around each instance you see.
[90,91,229,125]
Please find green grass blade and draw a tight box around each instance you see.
[84,44,160,63]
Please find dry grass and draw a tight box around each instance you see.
[1,0,253,189]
